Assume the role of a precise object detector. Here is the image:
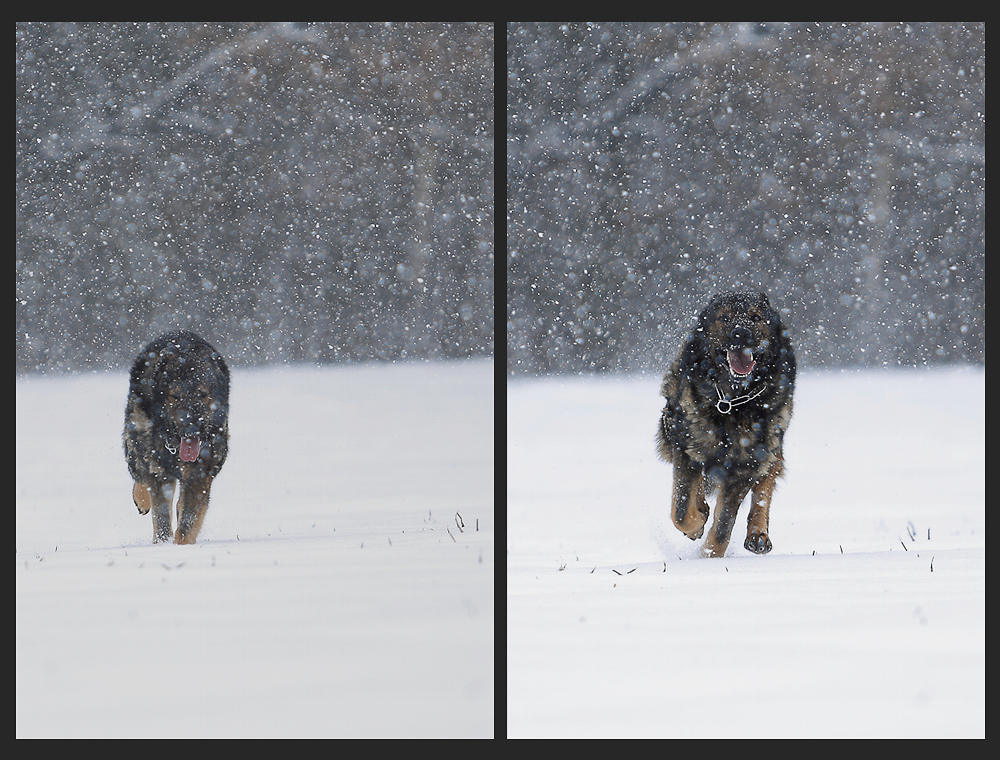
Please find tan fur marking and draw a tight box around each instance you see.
[132,482,152,515]
[672,469,709,539]
[174,476,213,544]
[745,456,783,553]
[701,483,750,558]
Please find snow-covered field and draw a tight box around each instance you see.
[17,360,494,738]
[507,367,984,738]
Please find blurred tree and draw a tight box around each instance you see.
[507,22,983,374]
[17,22,494,371]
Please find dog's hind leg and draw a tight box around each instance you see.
[702,481,753,558]
[744,456,782,555]
[175,474,213,545]
[671,458,710,540]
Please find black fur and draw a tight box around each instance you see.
[656,291,795,557]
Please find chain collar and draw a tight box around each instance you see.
[714,381,766,414]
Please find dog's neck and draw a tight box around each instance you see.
[713,380,766,414]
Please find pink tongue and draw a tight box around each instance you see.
[728,349,755,376]
[179,436,201,462]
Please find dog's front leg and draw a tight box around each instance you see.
[670,455,710,540]
[149,481,174,544]
[702,481,753,558]
[744,456,782,554]
[175,472,213,545]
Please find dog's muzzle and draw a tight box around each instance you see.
[727,348,756,376]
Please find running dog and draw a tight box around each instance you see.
[656,291,795,557]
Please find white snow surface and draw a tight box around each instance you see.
[17,360,494,738]
[507,367,984,738]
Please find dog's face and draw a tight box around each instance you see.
[699,291,780,381]
[134,338,229,465]
[159,362,228,461]
[161,379,215,455]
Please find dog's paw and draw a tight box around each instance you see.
[744,531,772,554]
[132,482,152,515]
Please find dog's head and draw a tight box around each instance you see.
[140,335,230,464]
[161,373,227,462]
[698,291,783,381]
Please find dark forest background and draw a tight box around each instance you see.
[507,22,984,375]
[17,22,494,372]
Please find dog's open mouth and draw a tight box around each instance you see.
[179,436,201,462]
[727,349,756,377]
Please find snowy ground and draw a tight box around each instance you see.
[507,367,984,738]
[17,360,494,738]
